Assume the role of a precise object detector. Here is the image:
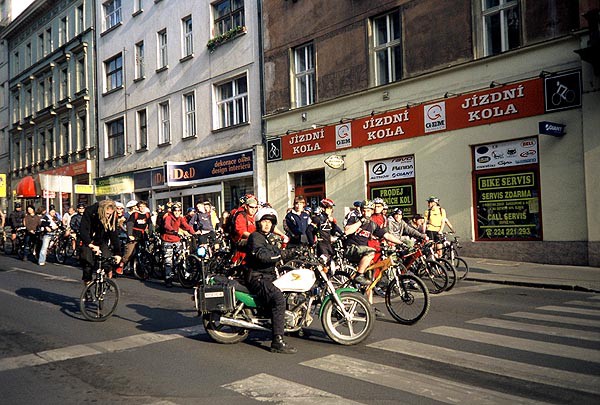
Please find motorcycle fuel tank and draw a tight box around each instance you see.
[273,268,316,292]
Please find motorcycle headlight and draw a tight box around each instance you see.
[196,246,207,257]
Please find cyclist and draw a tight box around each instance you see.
[284,195,312,246]
[118,200,151,275]
[424,196,447,256]
[161,202,199,287]
[387,208,427,248]
[8,202,25,242]
[79,200,122,285]
[23,205,41,259]
[343,200,362,227]
[309,198,344,266]
[245,207,296,354]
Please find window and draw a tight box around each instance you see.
[25,43,31,67]
[158,101,170,144]
[105,53,123,92]
[135,0,143,13]
[213,0,244,36]
[104,0,122,31]
[182,16,193,57]
[77,4,84,34]
[14,141,20,171]
[38,79,45,109]
[106,118,125,157]
[24,86,32,117]
[293,43,315,107]
[47,127,54,158]
[183,92,196,138]
[26,135,33,167]
[60,65,69,100]
[78,114,86,151]
[77,56,86,92]
[157,29,168,69]
[46,75,53,106]
[216,75,248,129]
[45,28,52,53]
[38,33,45,58]
[136,109,147,149]
[372,10,402,86]
[481,0,521,56]
[13,51,19,73]
[135,41,145,79]
[39,130,46,162]
[61,121,70,156]
[12,91,19,123]
[60,16,68,45]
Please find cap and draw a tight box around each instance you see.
[246,197,258,207]
[115,202,125,209]
[353,200,362,208]
[413,213,424,220]
[76,203,86,209]
[126,200,138,208]
[186,207,196,213]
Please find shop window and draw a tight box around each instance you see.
[367,155,417,217]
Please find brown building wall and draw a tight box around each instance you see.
[525,0,580,44]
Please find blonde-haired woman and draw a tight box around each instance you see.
[79,200,122,284]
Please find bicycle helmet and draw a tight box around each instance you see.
[373,197,385,205]
[320,198,335,208]
[360,200,375,210]
[391,208,403,216]
[427,196,439,203]
[255,207,278,226]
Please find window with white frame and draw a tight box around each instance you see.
[105,53,123,92]
[106,117,125,157]
[78,113,86,151]
[45,28,52,53]
[213,0,245,36]
[39,129,46,161]
[481,0,521,56]
[157,29,168,69]
[135,0,143,13]
[183,92,196,138]
[182,16,193,57]
[293,43,315,107]
[77,4,84,34]
[135,41,145,78]
[103,0,122,31]
[137,109,148,149]
[60,16,68,45]
[158,101,170,144]
[372,9,402,86]
[216,75,247,129]
[77,56,86,92]
[60,65,69,100]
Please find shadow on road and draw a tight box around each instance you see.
[15,287,83,320]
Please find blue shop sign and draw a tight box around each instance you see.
[134,167,165,189]
[166,151,253,186]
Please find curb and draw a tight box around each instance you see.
[467,277,600,293]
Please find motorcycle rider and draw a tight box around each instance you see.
[245,207,297,354]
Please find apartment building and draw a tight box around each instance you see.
[94,0,265,211]
[262,0,600,265]
[0,0,96,213]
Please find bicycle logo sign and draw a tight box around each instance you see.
[266,138,282,162]
[544,70,581,112]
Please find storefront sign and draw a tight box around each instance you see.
[96,174,134,196]
[43,190,56,198]
[370,184,415,215]
[134,167,165,189]
[473,137,538,171]
[474,171,542,240]
[324,155,345,169]
[539,121,566,137]
[41,160,92,177]
[266,138,282,162]
[0,174,6,198]
[544,70,582,112]
[74,184,94,194]
[166,151,253,187]
[368,156,415,182]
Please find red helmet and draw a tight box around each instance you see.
[320,198,335,208]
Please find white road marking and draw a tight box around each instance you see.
[368,338,600,395]
[537,305,600,317]
[433,284,505,296]
[466,317,600,341]
[222,373,361,404]
[301,354,549,404]
[505,311,600,327]
[424,326,600,363]
[565,300,600,308]
[0,325,205,372]
[8,266,79,283]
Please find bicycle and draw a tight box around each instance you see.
[337,244,430,325]
[132,232,164,281]
[79,255,120,322]
[440,232,469,281]
[401,241,449,294]
[4,227,26,257]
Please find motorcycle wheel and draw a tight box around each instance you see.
[321,292,374,345]
[202,312,249,344]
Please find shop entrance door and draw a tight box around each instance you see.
[294,169,325,212]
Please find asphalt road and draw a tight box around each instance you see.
[0,254,599,404]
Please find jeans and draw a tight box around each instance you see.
[163,241,180,280]
[38,233,52,265]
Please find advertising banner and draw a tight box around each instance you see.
[0,174,6,198]
[368,156,415,182]
[166,150,253,187]
[473,137,538,171]
[96,174,134,196]
[370,184,415,216]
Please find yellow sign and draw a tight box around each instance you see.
[0,174,6,198]
[75,184,95,194]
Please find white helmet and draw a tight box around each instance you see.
[126,199,138,208]
[255,207,278,226]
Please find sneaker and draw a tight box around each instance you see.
[165,278,173,288]
[374,307,386,319]
[271,335,297,354]
[39,263,46,266]
[354,274,371,287]
[115,265,124,275]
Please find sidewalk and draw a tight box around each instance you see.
[463,257,600,293]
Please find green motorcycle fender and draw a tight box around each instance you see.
[319,287,359,318]
[235,290,258,308]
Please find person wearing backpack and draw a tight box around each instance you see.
[424,196,447,256]
[117,201,151,274]
[230,196,259,264]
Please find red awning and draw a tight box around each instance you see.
[16,176,38,198]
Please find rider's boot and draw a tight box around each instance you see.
[271,335,297,354]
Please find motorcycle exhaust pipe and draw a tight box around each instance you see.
[219,317,271,332]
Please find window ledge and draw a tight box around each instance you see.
[155,65,169,73]
[211,121,250,134]
[207,26,247,53]
[102,85,124,96]
[179,54,194,63]
[132,9,143,17]
[104,154,125,161]
[133,76,146,83]
[100,21,123,37]
[154,0,163,3]
[182,135,197,141]
[157,141,171,147]
[136,147,148,153]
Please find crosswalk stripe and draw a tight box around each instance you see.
[367,338,600,395]
[505,311,600,327]
[537,305,600,317]
[424,326,600,363]
[565,300,600,308]
[301,354,548,404]
[221,373,362,404]
[466,317,600,342]
[590,296,600,300]
[0,325,205,372]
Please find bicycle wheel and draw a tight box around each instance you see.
[3,237,14,255]
[437,257,457,291]
[134,252,151,280]
[16,241,26,260]
[417,260,448,294]
[178,256,200,288]
[80,279,120,321]
[55,242,67,264]
[452,256,469,280]
[385,274,430,325]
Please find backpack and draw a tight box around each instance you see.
[155,212,166,235]
[223,209,247,242]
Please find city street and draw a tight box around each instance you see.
[0,254,599,404]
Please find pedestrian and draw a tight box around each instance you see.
[38,206,60,266]
[284,195,311,246]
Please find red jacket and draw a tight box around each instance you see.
[161,213,195,243]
